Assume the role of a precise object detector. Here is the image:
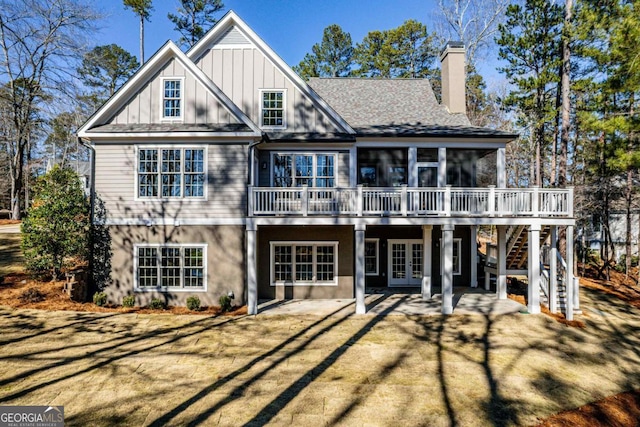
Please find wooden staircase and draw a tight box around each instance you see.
[505,224,551,270]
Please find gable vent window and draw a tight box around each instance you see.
[261,90,285,128]
[163,79,182,119]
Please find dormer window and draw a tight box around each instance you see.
[163,78,183,119]
[261,90,285,128]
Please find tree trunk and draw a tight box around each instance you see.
[140,15,144,64]
[558,0,572,188]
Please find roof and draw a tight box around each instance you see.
[308,78,472,128]
[353,124,518,139]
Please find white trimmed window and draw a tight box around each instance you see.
[272,153,336,187]
[135,244,206,290]
[260,90,285,128]
[440,238,462,275]
[365,239,379,275]
[271,242,338,285]
[163,79,183,119]
[137,147,205,198]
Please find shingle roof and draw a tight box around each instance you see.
[353,124,518,138]
[308,78,471,128]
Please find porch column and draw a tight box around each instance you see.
[247,222,258,315]
[527,224,541,314]
[422,225,433,299]
[566,225,575,321]
[441,224,455,314]
[438,147,447,187]
[549,226,558,313]
[408,147,417,187]
[349,146,357,187]
[497,147,506,188]
[355,223,367,314]
[470,225,478,287]
[497,225,507,299]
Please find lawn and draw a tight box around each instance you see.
[0,286,639,426]
[0,233,23,276]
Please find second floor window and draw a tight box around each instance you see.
[261,90,285,128]
[163,79,182,118]
[273,153,335,187]
[138,148,205,198]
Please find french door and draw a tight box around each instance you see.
[388,239,423,287]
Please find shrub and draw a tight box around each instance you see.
[93,291,107,307]
[149,298,165,310]
[219,294,232,312]
[186,296,201,311]
[20,287,45,303]
[21,166,90,279]
[122,295,135,308]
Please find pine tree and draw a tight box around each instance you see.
[293,24,353,79]
[168,0,225,49]
[78,44,139,100]
[123,0,153,63]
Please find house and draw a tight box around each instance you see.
[77,11,577,318]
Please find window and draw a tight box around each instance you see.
[261,90,285,128]
[271,242,338,285]
[163,79,182,119]
[135,244,206,290]
[440,238,462,275]
[365,239,379,275]
[272,153,335,187]
[137,148,205,199]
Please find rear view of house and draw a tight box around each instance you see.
[77,11,577,318]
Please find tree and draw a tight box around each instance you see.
[124,0,153,64]
[385,20,438,79]
[168,0,224,49]
[294,24,353,79]
[0,0,98,219]
[435,0,509,67]
[21,166,90,279]
[78,44,139,101]
[496,0,564,186]
[353,30,392,77]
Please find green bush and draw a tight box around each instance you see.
[21,166,90,279]
[122,295,135,308]
[219,294,232,312]
[186,296,201,311]
[93,291,107,307]
[20,287,45,303]
[149,298,165,310]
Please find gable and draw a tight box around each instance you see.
[78,41,260,138]
[188,12,354,136]
[107,57,239,126]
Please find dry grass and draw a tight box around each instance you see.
[0,233,23,276]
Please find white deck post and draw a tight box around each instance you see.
[441,224,455,314]
[247,222,258,315]
[355,223,366,314]
[550,226,558,313]
[528,224,541,314]
[408,147,417,187]
[422,225,432,299]
[485,270,491,291]
[497,147,506,188]
[438,147,447,187]
[566,225,575,320]
[497,225,507,299]
[470,225,478,287]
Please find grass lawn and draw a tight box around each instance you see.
[0,233,23,276]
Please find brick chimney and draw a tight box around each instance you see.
[439,41,466,114]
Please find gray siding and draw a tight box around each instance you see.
[107,58,239,126]
[195,46,342,133]
[94,143,248,220]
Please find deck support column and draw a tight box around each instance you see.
[422,225,432,299]
[355,223,367,314]
[247,222,258,315]
[528,224,541,314]
[566,225,575,320]
[441,224,455,314]
[470,225,478,287]
[550,226,558,313]
[497,225,507,299]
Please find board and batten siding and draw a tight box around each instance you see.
[195,47,341,134]
[107,58,240,126]
[94,143,248,220]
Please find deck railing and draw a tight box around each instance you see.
[248,185,573,218]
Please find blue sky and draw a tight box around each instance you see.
[99,0,444,66]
